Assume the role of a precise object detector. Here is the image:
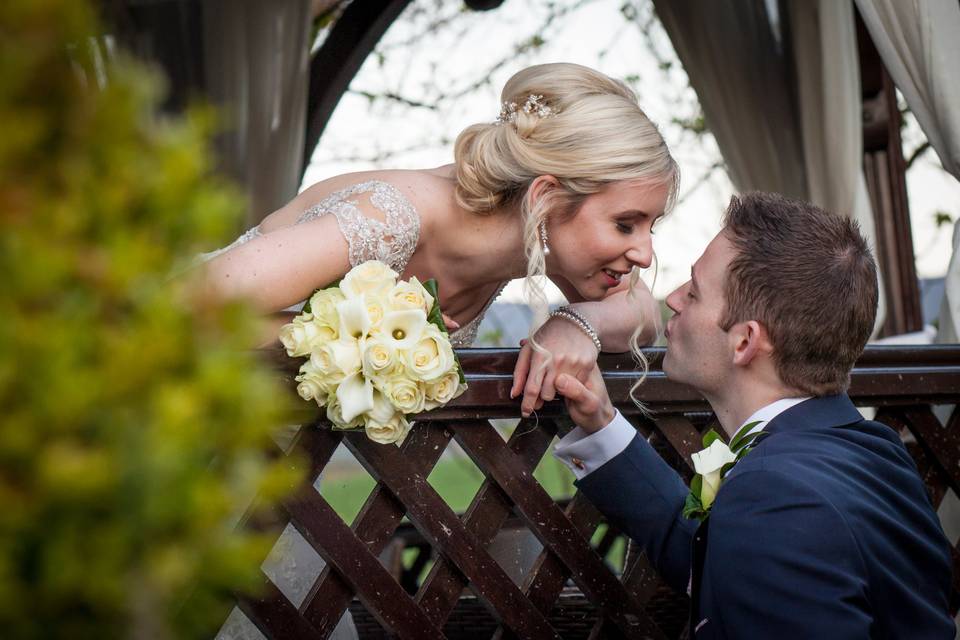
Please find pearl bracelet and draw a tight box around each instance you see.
[548,306,603,352]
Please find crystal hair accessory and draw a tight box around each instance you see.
[495,94,558,125]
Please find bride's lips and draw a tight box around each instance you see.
[600,268,623,287]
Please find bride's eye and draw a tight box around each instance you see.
[616,222,634,234]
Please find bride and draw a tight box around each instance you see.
[200,61,678,416]
[205,61,679,639]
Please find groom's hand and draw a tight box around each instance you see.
[555,365,615,433]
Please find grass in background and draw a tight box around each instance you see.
[318,440,577,523]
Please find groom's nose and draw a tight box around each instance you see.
[666,282,687,313]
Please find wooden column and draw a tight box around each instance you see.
[856,13,923,337]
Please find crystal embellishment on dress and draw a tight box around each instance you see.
[199,179,504,347]
[297,180,420,274]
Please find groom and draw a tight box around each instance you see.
[553,192,955,638]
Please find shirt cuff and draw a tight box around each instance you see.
[553,410,637,480]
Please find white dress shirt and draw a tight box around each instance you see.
[553,397,811,480]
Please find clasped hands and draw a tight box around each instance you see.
[510,315,612,424]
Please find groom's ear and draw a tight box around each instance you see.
[730,320,773,367]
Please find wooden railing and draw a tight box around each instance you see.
[237,345,960,639]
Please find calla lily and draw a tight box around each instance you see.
[691,440,737,510]
[379,309,427,350]
[691,440,737,476]
[337,296,371,341]
[337,372,374,423]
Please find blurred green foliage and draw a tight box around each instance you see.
[0,1,301,637]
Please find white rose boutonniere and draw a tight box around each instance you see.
[683,422,765,522]
[280,260,466,446]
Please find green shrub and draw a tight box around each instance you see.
[0,1,300,637]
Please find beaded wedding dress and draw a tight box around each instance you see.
[211,180,507,640]
[201,179,504,348]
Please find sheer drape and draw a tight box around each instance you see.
[855,0,960,342]
[651,0,807,198]
[652,0,884,328]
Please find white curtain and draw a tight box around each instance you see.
[855,0,960,343]
[788,0,885,331]
[652,0,884,328]
[652,0,807,199]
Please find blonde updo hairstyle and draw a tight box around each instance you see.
[454,63,679,392]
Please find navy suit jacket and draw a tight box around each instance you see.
[578,395,955,639]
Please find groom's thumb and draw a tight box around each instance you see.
[556,373,576,395]
[557,373,590,404]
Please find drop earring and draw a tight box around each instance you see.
[539,219,551,256]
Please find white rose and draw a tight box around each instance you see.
[279,316,322,357]
[364,391,412,446]
[340,260,398,299]
[298,352,346,393]
[404,324,455,381]
[309,288,345,335]
[378,309,427,350]
[691,440,737,509]
[326,393,363,430]
[423,370,466,410]
[295,369,329,405]
[362,336,399,381]
[388,277,434,315]
[364,293,387,327]
[328,338,363,376]
[382,377,426,415]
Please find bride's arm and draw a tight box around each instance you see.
[557,277,660,352]
[199,214,352,313]
[511,275,659,417]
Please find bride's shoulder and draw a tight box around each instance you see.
[313,167,455,221]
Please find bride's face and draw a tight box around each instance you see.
[547,180,668,300]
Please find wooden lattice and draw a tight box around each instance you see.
[232,345,960,639]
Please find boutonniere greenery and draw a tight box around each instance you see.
[682,421,766,522]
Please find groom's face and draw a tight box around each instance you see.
[662,232,736,396]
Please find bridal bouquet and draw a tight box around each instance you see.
[279,261,466,446]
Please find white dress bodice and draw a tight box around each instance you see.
[203,179,503,347]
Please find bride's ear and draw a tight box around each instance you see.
[527,175,561,209]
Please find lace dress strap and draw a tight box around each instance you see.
[297,180,420,274]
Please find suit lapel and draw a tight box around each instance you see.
[690,518,709,632]
[687,394,865,635]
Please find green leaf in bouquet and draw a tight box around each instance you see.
[421,278,466,386]
[422,278,446,334]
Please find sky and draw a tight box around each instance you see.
[301,0,958,304]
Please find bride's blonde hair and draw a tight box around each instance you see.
[453,63,678,396]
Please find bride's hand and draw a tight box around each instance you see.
[511,318,600,417]
[442,312,461,333]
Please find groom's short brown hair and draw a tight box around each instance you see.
[719,192,878,396]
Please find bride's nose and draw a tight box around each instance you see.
[625,234,653,269]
